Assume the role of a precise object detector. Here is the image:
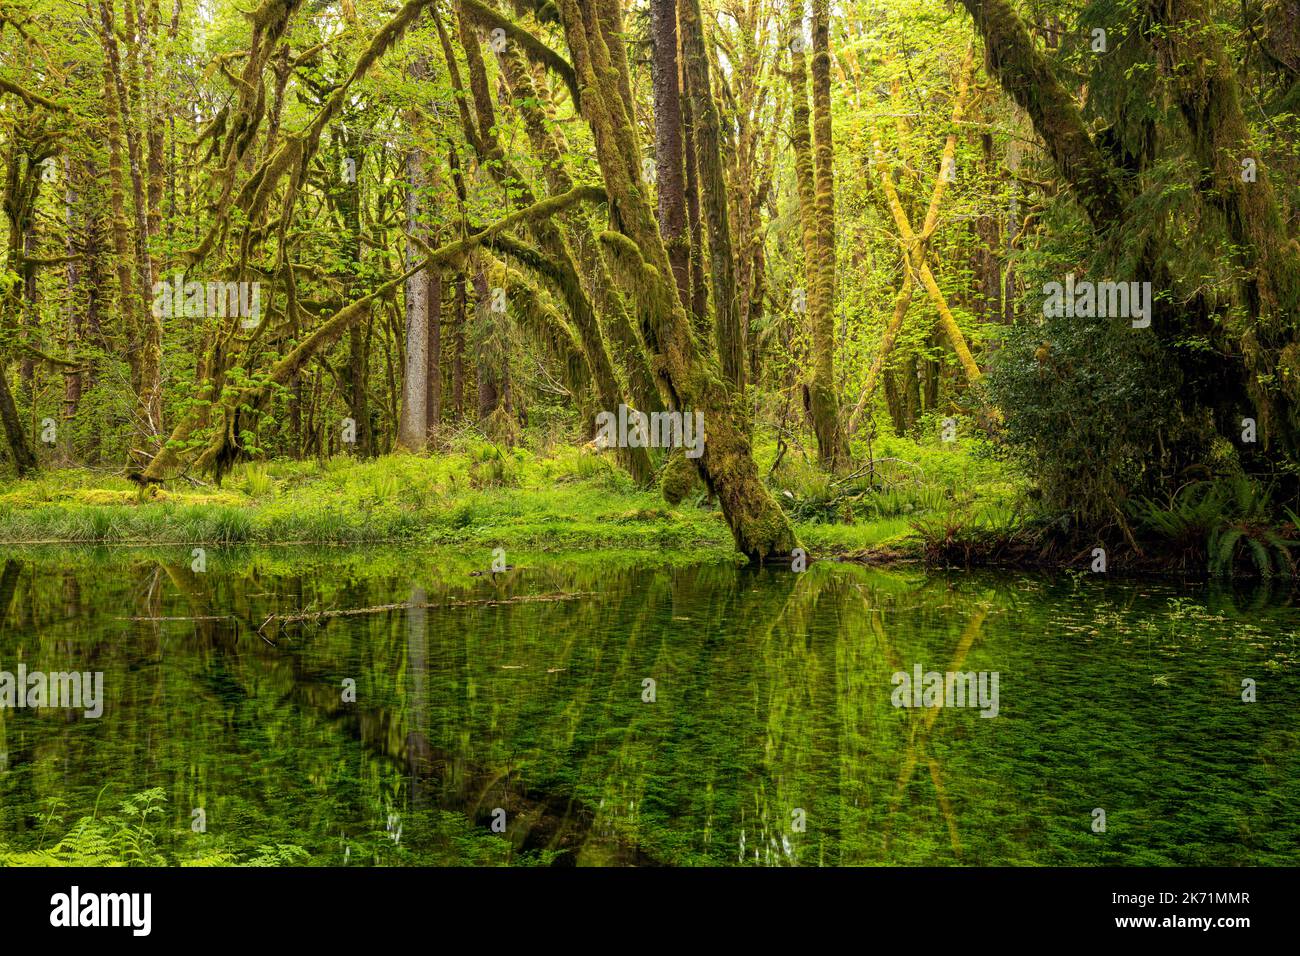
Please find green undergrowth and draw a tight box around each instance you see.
[0,433,1021,557]
[0,788,554,867]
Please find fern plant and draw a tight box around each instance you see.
[1133,476,1296,576]
[0,788,309,866]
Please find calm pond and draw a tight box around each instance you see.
[0,547,1296,866]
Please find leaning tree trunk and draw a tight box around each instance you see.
[958,0,1126,230]
[555,0,796,562]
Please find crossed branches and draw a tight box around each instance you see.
[865,588,990,860]
[849,46,982,435]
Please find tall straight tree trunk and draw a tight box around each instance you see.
[341,144,370,456]
[788,3,843,470]
[99,0,161,460]
[807,0,849,470]
[20,215,37,401]
[425,269,442,438]
[678,0,742,390]
[453,272,466,417]
[62,159,82,460]
[680,63,708,328]
[650,0,691,311]
[0,143,36,476]
[397,56,430,451]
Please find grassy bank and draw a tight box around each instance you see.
[0,432,1022,558]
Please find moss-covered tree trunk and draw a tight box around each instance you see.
[958,0,1126,230]
[451,2,652,479]
[789,2,848,471]
[0,134,39,475]
[555,0,796,562]
[678,0,742,391]
[808,0,849,470]
[488,21,663,422]
[1146,0,1300,455]
[650,0,692,311]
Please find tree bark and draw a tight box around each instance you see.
[398,240,430,449]
[807,0,849,469]
[679,0,742,390]
[650,0,691,311]
[397,57,430,451]
[556,0,796,561]
[426,269,442,439]
[958,0,1126,229]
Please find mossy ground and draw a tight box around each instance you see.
[0,431,1023,556]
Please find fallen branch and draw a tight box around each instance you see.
[118,614,233,621]
[258,591,593,631]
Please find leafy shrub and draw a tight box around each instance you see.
[984,240,1210,533]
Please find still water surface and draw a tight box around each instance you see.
[0,547,1296,866]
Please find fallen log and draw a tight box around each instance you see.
[257,591,593,632]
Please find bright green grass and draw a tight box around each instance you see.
[0,434,1024,555]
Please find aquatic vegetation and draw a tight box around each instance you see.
[0,549,1293,867]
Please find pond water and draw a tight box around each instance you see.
[0,547,1296,866]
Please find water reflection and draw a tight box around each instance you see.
[0,547,1296,866]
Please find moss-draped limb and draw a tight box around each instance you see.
[495,262,594,423]
[958,0,1127,229]
[0,77,69,112]
[454,2,652,480]
[492,26,662,418]
[145,186,607,480]
[556,0,795,560]
[1147,0,1300,452]
[456,0,580,104]
[186,0,430,266]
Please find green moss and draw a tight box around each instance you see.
[660,450,697,506]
